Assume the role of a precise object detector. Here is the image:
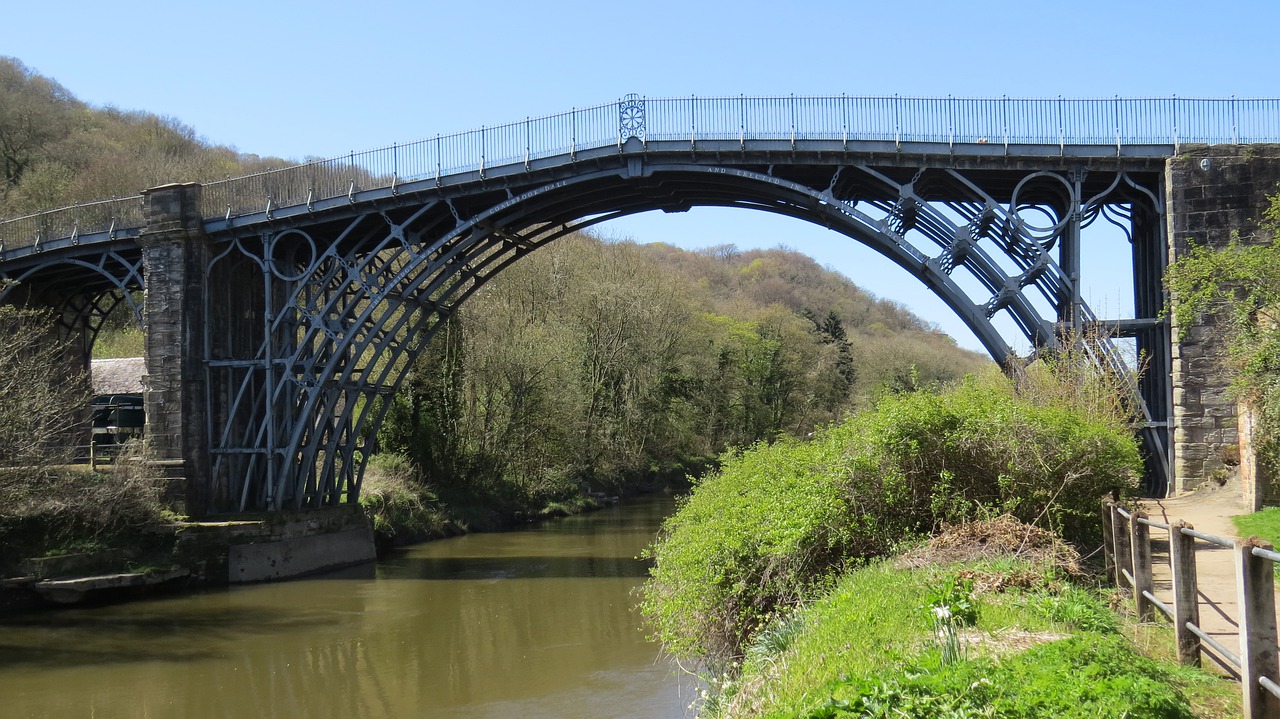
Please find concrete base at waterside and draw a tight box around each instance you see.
[176,504,377,585]
[227,527,376,583]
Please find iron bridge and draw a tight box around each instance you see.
[4,95,1280,512]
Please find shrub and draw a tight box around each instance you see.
[641,369,1140,666]
[0,455,172,570]
[360,452,451,543]
[0,305,91,468]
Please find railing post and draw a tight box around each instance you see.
[1114,505,1132,589]
[1232,95,1240,145]
[1172,95,1180,153]
[1170,520,1201,666]
[1237,538,1280,718]
[1101,497,1117,583]
[1131,512,1155,621]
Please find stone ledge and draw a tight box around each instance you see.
[31,568,190,605]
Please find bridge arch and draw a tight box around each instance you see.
[209,159,1108,512]
[0,250,144,363]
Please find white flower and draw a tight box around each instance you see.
[932,605,952,620]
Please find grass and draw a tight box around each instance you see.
[92,327,144,359]
[359,454,454,547]
[1232,506,1280,547]
[0,461,176,576]
[699,558,1239,719]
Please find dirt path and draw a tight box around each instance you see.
[1140,478,1268,675]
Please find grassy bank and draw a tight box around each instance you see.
[701,553,1237,718]
[641,367,1237,717]
[1232,506,1280,547]
[0,460,177,577]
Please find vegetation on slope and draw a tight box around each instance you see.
[0,56,287,217]
[377,233,989,530]
[640,368,1141,665]
[638,340,1243,718]
[706,556,1232,718]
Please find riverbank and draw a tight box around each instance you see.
[1,504,378,609]
[0,477,672,612]
[695,521,1240,718]
[358,450,694,554]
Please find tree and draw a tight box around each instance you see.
[0,304,90,468]
[0,57,78,201]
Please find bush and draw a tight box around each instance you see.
[0,305,91,467]
[0,457,172,570]
[360,453,451,543]
[641,370,1141,665]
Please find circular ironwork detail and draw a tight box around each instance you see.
[619,93,645,138]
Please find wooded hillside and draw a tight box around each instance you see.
[1,55,991,522]
[0,56,286,217]
[380,233,990,522]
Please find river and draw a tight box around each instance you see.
[0,495,696,718]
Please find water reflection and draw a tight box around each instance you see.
[0,496,694,718]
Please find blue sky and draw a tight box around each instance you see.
[5,0,1278,352]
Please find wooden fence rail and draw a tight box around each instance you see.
[1103,499,1280,718]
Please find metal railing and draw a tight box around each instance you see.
[3,95,1280,252]
[1104,498,1280,717]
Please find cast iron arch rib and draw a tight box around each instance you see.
[203,160,1139,511]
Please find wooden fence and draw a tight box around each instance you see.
[1103,498,1280,718]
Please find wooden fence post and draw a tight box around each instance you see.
[1114,506,1132,591]
[1236,537,1280,718]
[1131,511,1154,621]
[1169,520,1201,666]
[1101,498,1116,584]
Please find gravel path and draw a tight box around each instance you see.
[1140,478,1272,675]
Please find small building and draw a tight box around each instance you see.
[88,357,145,450]
[90,357,145,395]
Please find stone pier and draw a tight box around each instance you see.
[1167,145,1280,495]
[139,183,211,516]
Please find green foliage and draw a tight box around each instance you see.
[804,634,1194,719]
[92,326,144,359]
[1166,197,1280,474]
[698,557,1225,719]
[926,575,979,666]
[378,233,988,525]
[1021,586,1118,633]
[641,370,1141,666]
[359,453,451,543]
[1232,506,1280,548]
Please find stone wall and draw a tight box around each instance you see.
[1167,145,1280,493]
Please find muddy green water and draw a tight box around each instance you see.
[0,496,695,718]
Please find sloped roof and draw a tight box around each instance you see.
[91,357,145,395]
